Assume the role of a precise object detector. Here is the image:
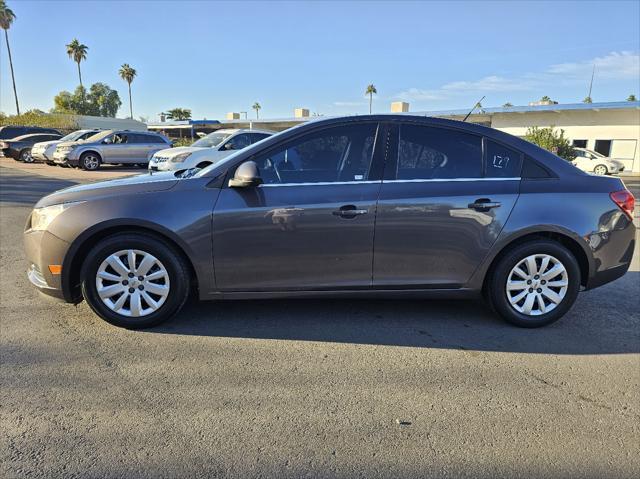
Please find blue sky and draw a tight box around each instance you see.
[1,0,639,120]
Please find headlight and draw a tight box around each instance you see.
[57,145,76,153]
[170,152,192,163]
[29,202,82,231]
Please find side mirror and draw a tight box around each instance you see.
[229,161,262,188]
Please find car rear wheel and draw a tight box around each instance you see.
[80,152,101,171]
[487,240,581,327]
[80,233,191,328]
[20,149,33,162]
[593,164,608,175]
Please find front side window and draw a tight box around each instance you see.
[225,134,252,150]
[396,125,482,179]
[485,140,522,178]
[253,123,378,184]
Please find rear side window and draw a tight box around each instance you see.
[146,134,167,144]
[397,125,482,179]
[484,140,522,178]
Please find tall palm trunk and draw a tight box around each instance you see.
[76,61,83,87]
[127,82,133,118]
[4,29,19,115]
[369,93,372,114]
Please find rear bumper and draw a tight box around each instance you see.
[1,148,19,159]
[584,215,636,290]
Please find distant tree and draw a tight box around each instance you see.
[628,94,637,102]
[502,102,513,107]
[118,63,137,118]
[166,108,192,121]
[0,1,19,114]
[540,95,552,102]
[365,84,377,114]
[583,96,592,103]
[138,115,149,123]
[252,102,261,119]
[66,39,88,88]
[525,126,576,161]
[52,82,121,117]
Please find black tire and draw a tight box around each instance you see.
[80,152,101,171]
[80,233,191,329]
[20,149,33,162]
[486,240,581,328]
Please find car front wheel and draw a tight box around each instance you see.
[80,233,191,328]
[80,152,101,171]
[487,240,581,328]
[593,164,608,175]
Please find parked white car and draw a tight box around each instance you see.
[148,129,274,172]
[572,147,625,175]
[31,129,101,164]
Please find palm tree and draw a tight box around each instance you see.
[502,102,513,108]
[165,108,191,121]
[66,38,88,88]
[252,102,261,119]
[583,96,592,104]
[365,84,377,114]
[627,94,637,102]
[118,63,137,118]
[0,1,19,114]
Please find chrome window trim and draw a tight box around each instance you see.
[383,177,521,183]
[259,180,382,187]
[258,178,520,187]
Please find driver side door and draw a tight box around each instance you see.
[212,122,385,291]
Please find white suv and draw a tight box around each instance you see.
[148,128,274,172]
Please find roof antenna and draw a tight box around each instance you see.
[587,64,595,100]
[463,96,485,122]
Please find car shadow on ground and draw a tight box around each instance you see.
[153,272,640,355]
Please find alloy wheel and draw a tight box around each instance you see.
[505,254,568,316]
[594,165,607,175]
[83,155,100,170]
[21,150,33,162]
[95,249,170,317]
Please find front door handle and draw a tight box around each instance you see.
[468,198,501,211]
[332,205,368,219]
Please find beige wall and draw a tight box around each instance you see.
[491,109,640,173]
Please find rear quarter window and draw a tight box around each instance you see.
[484,140,523,178]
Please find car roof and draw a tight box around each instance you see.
[214,128,275,135]
[11,132,62,141]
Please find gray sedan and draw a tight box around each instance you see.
[24,115,636,329]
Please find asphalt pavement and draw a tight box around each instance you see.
[1,166,639,478]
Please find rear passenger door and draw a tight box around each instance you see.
[373,123,522,288]
[140,134,169,159]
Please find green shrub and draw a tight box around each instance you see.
[0,110,79,131]
[524,126,576,161]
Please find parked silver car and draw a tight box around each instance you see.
[31,129,100,164]
[53,130,171,170]
[148,128,274,172]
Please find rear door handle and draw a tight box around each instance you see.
[468,199,501,211]
[332,205,368,219]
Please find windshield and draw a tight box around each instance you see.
[191,132,232,148]
[61,130,90,142]
[82,130,112,143]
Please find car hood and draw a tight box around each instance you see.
[153,146,209,157]
[35,171,179,208]
[33,140,61,148]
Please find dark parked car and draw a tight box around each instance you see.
[24,115,635,329]
[0,125,61,140]
[1,133,63,161]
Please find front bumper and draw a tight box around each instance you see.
[53,153,79,167]
[24,228,72,301]
[148,159,173,171]
[31,148,48,162]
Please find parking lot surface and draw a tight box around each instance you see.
[1,165,639,478]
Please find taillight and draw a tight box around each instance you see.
[610,189,635,220]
